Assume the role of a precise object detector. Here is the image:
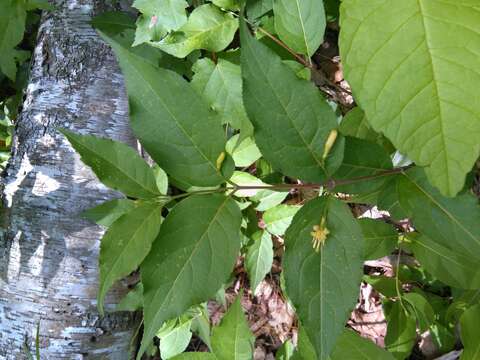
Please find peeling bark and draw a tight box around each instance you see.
[0,1,139,358]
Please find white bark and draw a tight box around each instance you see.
[0,1,138,358]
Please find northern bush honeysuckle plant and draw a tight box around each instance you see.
[63,0,480,359]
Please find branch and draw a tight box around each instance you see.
[229,167,408,192]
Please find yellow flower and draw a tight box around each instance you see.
[310,218,330,252]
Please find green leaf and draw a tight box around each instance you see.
[246,0,273,20]
[324,0,340,21]
[430,323,456,353]
[460,304,480,360]
[339,108,380,143]
[283,60,311,81]
[358,218,397,260]
[276,340,294,360]
[0,1,26,80]
[230,171,268,197]
[283,196,364,359]
[273,0,326,57]
[211,295,255,359]
[82,198,136,227]
[215,285,227,308]
[138,194,242,359]
[132,0,188,46]
[251,189,289,212]
[98,31,230,188]
[25,0,54,10]
[377,177,408,221]
[240,20,342,182]
[263,204,300,236]
[116,282,144,312]
[98,202,163,315]
[153,165,169,195]
[151,4,238,58]
[254,14,292,59]
[92,15,171,70]
[211,0,240,11]
[384,302,416,359]
[225,135,261,168]
[446,290,480,324]
[291,325,317,360]
[90,11,136,35]
[403,292,434,332]
[192,58,253,138]
[245,231,273,292]
[191,305,212,350]
[333,137,393,194]
[95,12,193,76]
[339,0,480,196]
[159,321,193,359]
[172,353,217,359]
[60,130,160,199]
[330,329,395,360]
[409,234,480,289]
[236,200,252,211]
[363,275,398,298]
[344,189,382,206]
[398,168,480,261]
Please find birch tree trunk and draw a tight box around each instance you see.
[0,1,138,358]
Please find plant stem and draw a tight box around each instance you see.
[163,166,409,202]
[395,248,408,313]
[229,167,408,192]
[255,27,312,68]
[166,187,226,201]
